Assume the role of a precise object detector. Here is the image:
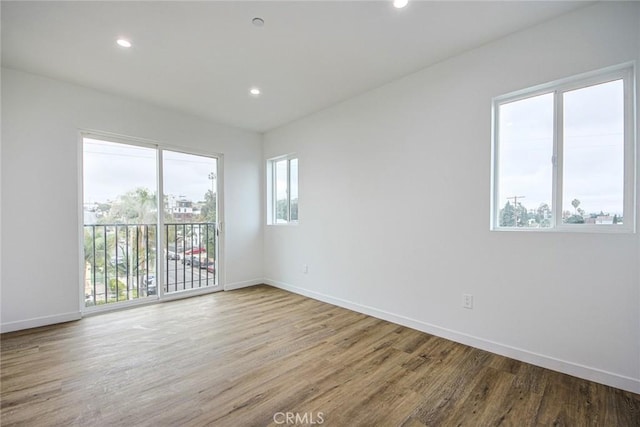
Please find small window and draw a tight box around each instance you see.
[492,65,634,232]
[268,155,298,224]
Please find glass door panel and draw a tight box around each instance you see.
[82,138,158,307]
[162,150,218,294]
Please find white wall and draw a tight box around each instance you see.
[1,68,264,331]
[263,2,640,393]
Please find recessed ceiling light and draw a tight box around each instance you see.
[116,39,132,48]
[249,88,261,96]
[252,17,264,27]
[393,0,409,8]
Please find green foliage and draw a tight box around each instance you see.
[276,198,289,222]
[499,201,528,227]
[532,203,551,227]
[565,214,585,224]
[101,187,157,224]
[200,189,217,223]
[205,223,217,260]
[108,278,128,301]
[274,198,298,222]
[84,224,156,306]
[499,202,515,226]
[291,198,298,221]
[96,203,111,215]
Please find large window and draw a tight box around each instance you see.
[268,155,298,224]
[492,65,634,231]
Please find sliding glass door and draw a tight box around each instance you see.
[162,150,218,294]
[82,135,221,311]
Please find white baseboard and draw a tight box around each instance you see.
[224,278,264,291]
[1,311,82,334]
[264,278,640,394]
[4,280,638,394]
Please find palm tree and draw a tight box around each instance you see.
[93,188,158,300]
[571,198,580,214]
[105,187,157,224]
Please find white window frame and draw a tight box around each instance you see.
[267,154,298,225]
[491,63,636,233]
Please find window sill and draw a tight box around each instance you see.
[490,225,634,234]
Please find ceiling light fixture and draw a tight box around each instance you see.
[116,39,132,48]
[249,88,261,96]
[393,0,408,9]
[252,17,264,27]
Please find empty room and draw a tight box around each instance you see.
[1,1,639,425]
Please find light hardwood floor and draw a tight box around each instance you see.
[1,285,638,426]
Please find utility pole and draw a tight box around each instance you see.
[506,195,525,227]
[208,172,216,196]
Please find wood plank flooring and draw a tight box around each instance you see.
[1,285,639,426]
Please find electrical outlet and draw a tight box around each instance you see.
[463,294,473,309]
[303,264,309,274]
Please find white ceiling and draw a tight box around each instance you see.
[2,1,588,133]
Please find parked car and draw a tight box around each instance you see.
[199,260,214,270]
[183,255,202,266]
[206,264,216,274]
[165,243,184,260]
[165,244,183,260]
[143,275,156,295]
[184,247,206,256]
[183,257,214,270]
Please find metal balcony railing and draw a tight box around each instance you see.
[164,222,217,293]
[83,222,216,307]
